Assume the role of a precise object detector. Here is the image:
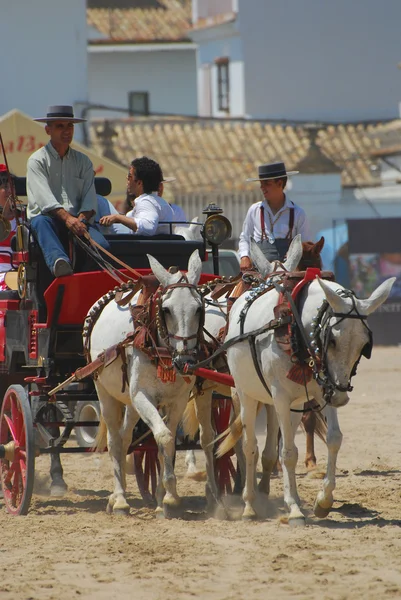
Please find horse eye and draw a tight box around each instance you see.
[162,307,171,316]
[329,337,336,348]
[196,306,202,314]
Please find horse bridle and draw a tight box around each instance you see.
[310,289,373,401]
[154,274,205,357]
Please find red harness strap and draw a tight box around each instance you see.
[276,268,324,385]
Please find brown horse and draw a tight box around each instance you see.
[298,236,326,469]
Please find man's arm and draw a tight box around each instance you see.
[238,206,255,270]
[295,209,310,240]
[99,213,138,232]
[27,157,63,214]
[129,197,159,235]
[78,157,98,217]
[49,207,88,237]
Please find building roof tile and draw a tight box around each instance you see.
[89,117,399,193]
[87,0,192,43]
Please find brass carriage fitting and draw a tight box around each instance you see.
[3,441,16,462]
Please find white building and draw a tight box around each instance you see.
[191,0,401,122]
[0,0,88,126]
[87,1,197,120]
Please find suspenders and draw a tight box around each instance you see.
[260,205,295,242]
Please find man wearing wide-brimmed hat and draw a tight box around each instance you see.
[239,161,309,269]
[27,105,110,277]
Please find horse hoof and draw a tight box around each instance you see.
[50,484,68,498]
[289,516,306,528]
[113,506,130,516]
[314,501,331,519]
[155,507,165,519]
[163,503,182,519]
[242,507,257,521]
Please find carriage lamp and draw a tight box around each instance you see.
[202,203,232,276]
[203,214,232,246]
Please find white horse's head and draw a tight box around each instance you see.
[174,217,202,241]
[147,250,204,370]
[308,277,396,407]
[250,234,303,277]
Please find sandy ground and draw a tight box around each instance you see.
[0,347,401,600]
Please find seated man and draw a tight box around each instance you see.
[27,105,110,277]
[99,156,174,235]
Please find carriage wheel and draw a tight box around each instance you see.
[213,395,237,495]
[133,439,160,504]
[0,385,35,515]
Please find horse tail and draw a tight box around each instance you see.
[93,415,108,452]
[300,410,328,444]
[215,413,243,458]
[215,400,264,458]
[314,411,328,444]
[182,397,199,439]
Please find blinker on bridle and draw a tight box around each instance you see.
[310,289,373,400]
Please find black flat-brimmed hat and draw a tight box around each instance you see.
[34,105,86,123]
[246,161,299,182]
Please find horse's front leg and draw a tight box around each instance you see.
[132,389,183,514]
[239,393,259,520]
[274,395,305,526]
[194,388,219,510]
[120,404,140,490]
[314,405,342,518]
[159,396,189,512]
[258,404,279,496]
[97,381,130,515]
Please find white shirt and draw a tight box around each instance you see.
[126,193,174,236]
[170,203,187,223]
[238,196,309,258]
[27,143,97,219]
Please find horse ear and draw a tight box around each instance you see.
[315,236,325,253]
[147,254,172,287]
[186,250,202,285]
[316,277,350,313]
[357,277,396,316]
[284,234,303,271]
[249,238,275,277]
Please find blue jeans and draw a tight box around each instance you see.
[30,214,110,274]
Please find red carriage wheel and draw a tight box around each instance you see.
[0,385,35,515]
[212,395,237,495]
[133,437,160,504]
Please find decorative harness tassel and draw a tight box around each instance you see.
[157,358,176,383]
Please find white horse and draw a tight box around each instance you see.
[224,241,395,524]
[182,236,305,506]
[86,251,204,516]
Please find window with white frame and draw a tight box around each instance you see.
[128,92,149,116]
[215,57,229,113]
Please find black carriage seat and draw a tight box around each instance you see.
[105,234,205,271]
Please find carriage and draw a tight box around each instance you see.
[0,176,238,515]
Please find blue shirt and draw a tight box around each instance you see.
[27,142,97,219]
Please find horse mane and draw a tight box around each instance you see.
[297,237,325,271]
